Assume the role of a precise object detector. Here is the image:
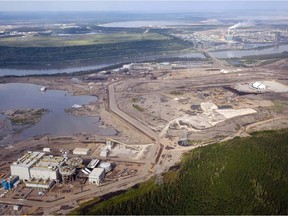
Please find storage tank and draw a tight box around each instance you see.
[59,165,76,183]
[98,162,112,173]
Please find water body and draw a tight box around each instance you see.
[242,43,274,49]
[211,44,288,59]
[99,21,191,28]
[0,63,112,77]
[178,53,206,58]
[0,52,206,77]
[0,83,117,140]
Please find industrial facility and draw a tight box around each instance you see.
[3,149,115,192]
[10,151,45,181]
[88,168,105,185]
[10,152,65,189]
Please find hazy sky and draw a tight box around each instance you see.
[0,1,287,12]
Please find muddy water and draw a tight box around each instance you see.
[0,83,117,140]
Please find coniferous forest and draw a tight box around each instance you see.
[72,130,288,215]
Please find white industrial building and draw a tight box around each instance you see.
[87,159,100,169]
[43,148,51,152]
[30,155,65,180]
[252,81,266,90]
[10,152,65,189]
[26,178,55,190]
[10,151,45,181]
[73,148,91,155]
[89,168,105,185]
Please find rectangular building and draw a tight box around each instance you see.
[10,152,45,181]
[25,178,55,190]
[2,176,19,190]
[73,148,91,155]
[30,155,65,180]
[89,168,105,185]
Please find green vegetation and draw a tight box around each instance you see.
[0,33,191,68]
[169,90,184,95]
[70,178,156,215]
[0,33,169,47]
[131,97,140,103]
[188,139,202,145]
[132,104,145,112]
[10,109,47,125]
[233,51,288,61]
[72,129,288,215]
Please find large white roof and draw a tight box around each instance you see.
[252,81,266,89]
[73,148,90,154]
[89,168,105,178]
[12,151,45,168]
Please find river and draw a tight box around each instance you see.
[210,44,288,59]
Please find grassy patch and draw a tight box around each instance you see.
[0,33,170,47]
[131,97,140,103]
[169,90,183,96]
[132,104,145,112]
[188,139,202,145]
[9,109,47,125]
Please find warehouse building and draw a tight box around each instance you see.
[73,148,91,156]
[89,168,105,185]
[30,155,65,180]
[10,152,65,189]
[10,151,45,181]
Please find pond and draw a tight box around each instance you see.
[0,83,117,140]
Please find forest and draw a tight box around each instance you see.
[0,37,190,68]
[71,129,288,215]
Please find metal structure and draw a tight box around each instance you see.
[178,130,189,146]
[87,159,100,169]
[66,157,83,168]
[59,165,76,183]
[156,164,163,185]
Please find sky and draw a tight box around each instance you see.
[0,1,287,12]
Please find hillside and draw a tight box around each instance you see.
[72,129,288,215]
